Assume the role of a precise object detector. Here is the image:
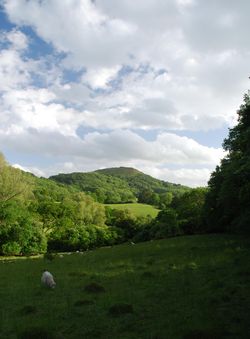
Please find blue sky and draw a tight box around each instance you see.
[0,0,249,186]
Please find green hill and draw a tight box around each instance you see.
[96,167,185,194]
[50,167,190,204]
[1,234,249,338]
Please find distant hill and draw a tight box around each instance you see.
[50,167,190,205]
[95,167,188,195]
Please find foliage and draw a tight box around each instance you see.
[48,224,119,251]
[133,188,207,242]
[172,187,208,234]
[0,152,122,255]
[50,167,190,205]
[0,153,32,203]
[50,171,137,204]
[149,208,180,239]
[97,167,190,203]
[105,207,149,240]
[205,93,250,233]
[0,201,47,255]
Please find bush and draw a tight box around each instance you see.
[150,208,180,239]
[2,241,22,256]
[48,224,120,252]
[0,201,47,255]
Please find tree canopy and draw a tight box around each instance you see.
[204,92,250,233]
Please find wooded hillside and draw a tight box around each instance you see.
[50,167,189,205]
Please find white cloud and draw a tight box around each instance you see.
[0,29,29,50]
[1,127,223,167]
[140,166,212,188]
[1,0,249,187]
[83,65,120,89]
[13,163,45,177]
[3,0,136,69]
[0,49,30,90]
[1,87,91,136]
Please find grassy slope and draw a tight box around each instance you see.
[0,234,250,339]
[104,203,160,218]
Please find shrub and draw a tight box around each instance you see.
[150,208,180,239]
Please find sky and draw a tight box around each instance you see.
[0,0,249,187]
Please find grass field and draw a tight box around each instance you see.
[0,234,250,339]
[104,203,160,218]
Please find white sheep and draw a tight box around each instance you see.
[41,270,56,288]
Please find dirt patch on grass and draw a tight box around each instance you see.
[108,303,134,317]
[84,282,105,293]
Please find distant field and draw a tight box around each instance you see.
[104,203,160,218]
[1,234,250,338]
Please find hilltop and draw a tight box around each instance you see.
[50,167,190,204]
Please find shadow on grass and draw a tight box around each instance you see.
[19,305,37,315]
[84,282,105,293]
[108,303,134,317]
[18,327,56,339]
[183,329,228,339]
[74,299,94,306]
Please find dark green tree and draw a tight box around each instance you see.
[205,92,250,233]
[172,187,207,234]
[150,208,180,239]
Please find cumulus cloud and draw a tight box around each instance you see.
[0,126,224,168]
[0,29,29,50]
[83,65,121,89]
[3,0,136,68]
[13,163,45,177]
[4,89,89,136]
[1,0,249,186]
[139,166,212,188]
[0,48,30,90]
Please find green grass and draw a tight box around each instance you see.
[1,234,250,338]
[104,203,160,218]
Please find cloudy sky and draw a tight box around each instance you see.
[0,0,249,187]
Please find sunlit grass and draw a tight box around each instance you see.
[0,234,250,338]
[104,202,160,218]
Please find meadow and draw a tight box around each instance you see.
[0,234,250,339]
[104,203,160,218]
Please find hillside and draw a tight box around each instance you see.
[50,167,190,204]
[1,234,249,338]
[49,171,136,204]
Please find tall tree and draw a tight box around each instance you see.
[205,92,250,233]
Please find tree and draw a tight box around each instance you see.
[150,208,180,239]
[0,153,31,204]
[204,92,250,233]
[0,200,47,255]
[172,188,207,234]
[159,192,173,209]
